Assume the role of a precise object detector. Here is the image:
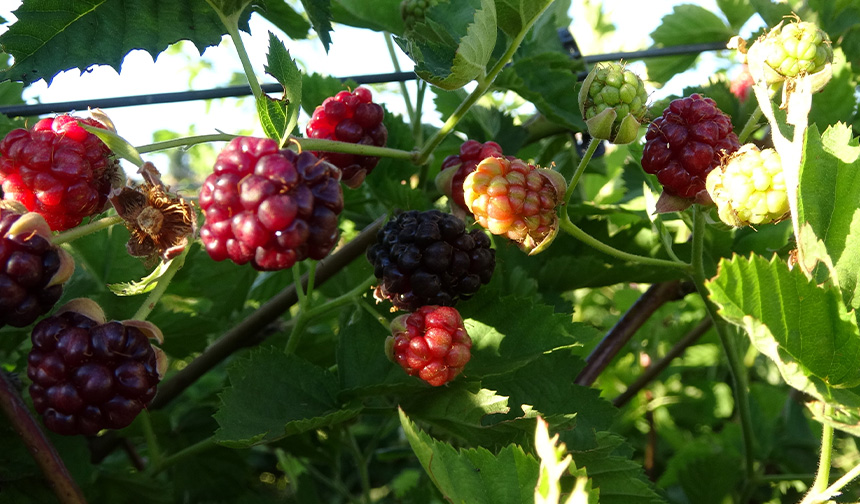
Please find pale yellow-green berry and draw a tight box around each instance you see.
[706,145,789,227]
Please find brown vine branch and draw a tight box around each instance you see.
[574,280,694,387]
[149,215,385,410]
[0,371,88,504]
[612,317,713,408]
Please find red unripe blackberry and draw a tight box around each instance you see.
[387,305,471,386]
[366,210,495,312]
[0,202,74,328]
[199,137,344,271]
[27,299,166,436]
[437,140,506,212]
[641,94,740,201]
[0,114,119,230]
[305,87,388,188]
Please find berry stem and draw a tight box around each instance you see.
[346,429,372,504]
[294,137,416,161]
[689,205,756,482]
[736,106,763,144]
[804,458,860,503]
[285,275,376,355]
[139,410,164,471]
[384,32,415,126]
[52,214,124,245]
[0,371,87,504]
[215,8,264,102]
[559,212,691,271]
[132,247,189,321]
[801,402,835,504]
[136,133,237,154]
[415,1,556,165]
[150,436,219,476]
[357,299,392,331]
[564,136,600,205]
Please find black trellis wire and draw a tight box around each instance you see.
[0,40,727,117]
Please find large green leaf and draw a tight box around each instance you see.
[395,0,497,90]
[0,0,245,85]
[707,254,860,388]
[300,0,333,52]
[646,5,733,85]
[399,409,540,504]
[331,0,404,35]
[716,0,756,31]
[797,123,860,309]
[252,1,311,40]
[494,0,555,39]
[214,347,360,447]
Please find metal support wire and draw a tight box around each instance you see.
[0,41,727,117]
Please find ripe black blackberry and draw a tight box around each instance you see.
[1,202,74,328]
[367,210,495,311]
[27,300,165,436]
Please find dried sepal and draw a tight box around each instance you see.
[46,247,75,287]
[111,162,197,264]
[122,319,164,344]
[152,346,169,380]
[7,211,53,240]
[55,298,107,324]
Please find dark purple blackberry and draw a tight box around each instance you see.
[27,302,164,436]
[367,210,495,311]
[0,203,74,328]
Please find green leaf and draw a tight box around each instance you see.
[300,0,333,52]
[82,125,144,167]
[205,0,251,17]
[399,409,540,504]
[494,51,585,131]
[258,32,301,143]
[570,432,665,504]
[810,50,859,131]
[716,0,756,31]
[0,0,243,85]
[748,0,793,26]
[214,347,360,447]
[396,0,497,90]
[107,260,174,296]
[646,5,733,85]
[797,123,860,309]
[707,254,860,388]
[494,0,555,39]
[252,0,311,40]
[331,0,404,35]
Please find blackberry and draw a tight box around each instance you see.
[0,114,120,231]
[366,210,495,311]
[1,202,74,328]
[27,300,166,436]
[199,137,343,271]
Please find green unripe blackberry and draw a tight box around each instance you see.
[578,62,648,144]
[764,21,832,78]
[401,0,440,32]
[706,145,789,227]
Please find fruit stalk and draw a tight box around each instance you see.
[52,215,125,246]
[0,371,87,504]
[136,133,237,154]
[564,136,600,204]
[689,206,756,481]
[296,137,415,161]
[801,403,834,504]
[132,246,189,321]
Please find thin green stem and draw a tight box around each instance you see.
[559,213,690,271]
[346,430,371,504]
[151,436,218,475]
[293,264,308,309]
[132,247,189,321]
[295,137,416,161]
[736,106,763,144]
[358,299,391,331]
[416,2,556,164]
[140,410,163,470]
[413,81,427,147]
[306,261,317,301]
[136,133,236,154]
[564,136,599,204]
[52,215,124,245]
[813,460,860,503]
[285,275,376,354]
[689,206,756,484]
[384,32,415,125]
[801,403,835,504]
[222,14,263,101]
[756,473,814,483]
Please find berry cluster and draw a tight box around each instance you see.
[641,94,740,201]
[367,209,495,312]
[0,202,73,328]
[27,301,165,436]
[306,87,388,188]
[579,62,648,144]
[437,140,506,212]
[387,305,471,387]
[763,20,832,79]
[0,114,119,231]
[199,137,344,271]
[463,156,565,254]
